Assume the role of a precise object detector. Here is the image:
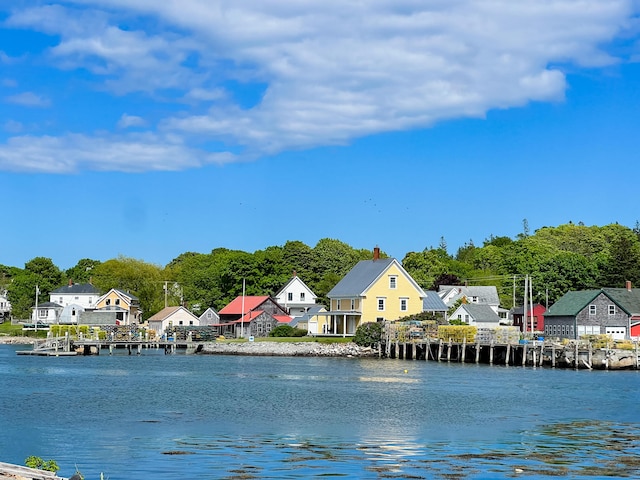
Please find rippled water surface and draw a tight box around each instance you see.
[1,344,639,479]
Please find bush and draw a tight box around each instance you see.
[353,322,383,346]
[269,325,307,337]
[25,456,59,473]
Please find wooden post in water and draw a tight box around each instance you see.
[505,343,511,366]
[447,340,452,362]
[574,342,579,370]
[489,341,494,365]
[635,341,639,370]
[461,337,467,363]
[532,345,537,367]
[522,343,527,366]
[475,342,480,363]
[539,345,544,366]
[438,339,443,362]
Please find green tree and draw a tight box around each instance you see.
[91,256,165,319]
[6,258,63,319]
[65,258,102,284]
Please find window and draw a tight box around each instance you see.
[351,299,355,310]
[106,299,111,306]
[189,321,194,325]
[39,309,47,318]
[300,292,305,301]
[207,312,212,319]
[400,298,408,311]
[287,292,293,302]
[179,321,183,325]
[336,299,341,310]
[589,305,596,315]
[471,296,478,303]
[389,276,397,289]
[464,314,470,323]
[376,317,384,322]
[608,305,616,315]
[377,298,385,311]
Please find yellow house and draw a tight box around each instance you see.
[94,288,142,325]
[320,248,426,336]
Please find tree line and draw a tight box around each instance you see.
[2,223,640,320]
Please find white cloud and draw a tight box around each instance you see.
[0,133,236,173]
[3,120,24,133]
[117,114,147,129]
[1,0,638,172]
[5,91,51,107]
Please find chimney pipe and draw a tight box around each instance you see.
[626,280,632,291]
[68,279,73,287]
[373,246,380,260]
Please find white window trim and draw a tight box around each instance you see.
[389,276,397,289]
[377,297,386,311]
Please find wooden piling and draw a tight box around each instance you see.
[505,343,511,366]
[475,342,480,363]
[461,338,467,363]
[447,340,452,362]
[522,344,527,366]
[489,341,494,365]
[551,343,555,368]
[438,339,443,362]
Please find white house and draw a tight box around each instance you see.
[32,302,62,324]
[449,303,501,328]
[50,282,101,310]
[147,306,200,336]
[0,291,10,319]
[274,274,318,317]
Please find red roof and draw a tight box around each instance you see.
[274,315,292,324]
[219,296,271,315]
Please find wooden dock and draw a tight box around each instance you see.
[384,338,640,370]
[15,336,204,356]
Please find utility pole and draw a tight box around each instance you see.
[164,281,168,308]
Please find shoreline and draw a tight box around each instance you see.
[0,335,37,345]
[199,341,377,357]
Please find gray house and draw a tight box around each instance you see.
[544,286,640,340]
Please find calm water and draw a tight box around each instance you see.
[1,344,639,479]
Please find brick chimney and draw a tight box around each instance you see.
[68,279,73,286]
[626,280,632,291]
[373,246,380,260]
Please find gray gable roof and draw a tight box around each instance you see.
[461,304,501,323]
[51,283,100,295]
[439,285,500,306]
[545,288,640,317]
[423,291,448,312]
[327,258,396,297]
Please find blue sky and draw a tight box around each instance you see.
[2,1,640,270]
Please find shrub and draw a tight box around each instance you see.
[353,322,383,346]
[25,456,59,473]
[269,325,308,337]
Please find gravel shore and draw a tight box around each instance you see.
[200,341,378,357]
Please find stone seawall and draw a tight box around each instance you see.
[199,341,377,357]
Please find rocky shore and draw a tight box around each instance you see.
[199,341,377,357]
[0,335,36,345]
